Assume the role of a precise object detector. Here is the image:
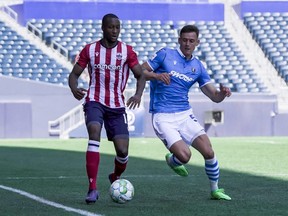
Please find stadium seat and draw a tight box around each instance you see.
[0,21,89,87]
[23,18,271,92]
[243,12,288,84]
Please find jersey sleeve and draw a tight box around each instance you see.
[127,45,139,68]
[197,61,212,87]
[147,48,166,71]
[76,44,90,69]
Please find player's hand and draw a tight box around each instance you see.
[71,88,87,100]
[219,83,231,97]
[126,94,142,109]
[156,73,171,85]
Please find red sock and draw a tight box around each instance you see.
[86,151,100,190]
[114,156,128,177]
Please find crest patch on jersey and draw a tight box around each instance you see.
[116,53,122,60]
[151,52,157,60]
[191,68,196,73]
[95,52,99,57]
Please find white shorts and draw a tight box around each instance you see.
[152,108,206,149]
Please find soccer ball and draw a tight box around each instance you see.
[109,179,134,204]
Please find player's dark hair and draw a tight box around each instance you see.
[180,25,199,38]
[102,13,119,27]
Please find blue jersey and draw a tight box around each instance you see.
[147,47,211,113]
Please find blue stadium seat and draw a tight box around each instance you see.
[23,18,270,92]
[0,21,90,87]
[244,12,288,84]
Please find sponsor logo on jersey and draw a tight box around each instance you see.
[94,64,122,70]
[170,70,194,82]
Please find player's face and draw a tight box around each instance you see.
[178,32,199,59]
[102,17,121,45]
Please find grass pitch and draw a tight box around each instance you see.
[0,137,287,216]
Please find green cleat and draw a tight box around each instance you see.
[165,153,188,177]
[211,188,232,201]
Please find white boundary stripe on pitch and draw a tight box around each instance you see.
[0,185,103,216]
[2,172,288,181]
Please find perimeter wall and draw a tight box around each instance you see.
[1,75,287,138]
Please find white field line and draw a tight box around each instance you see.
[2,171,287,181]
[0,185,103,216]
[1,174,176,180]
[3,176,86,180]
[1,173,287,181]
[239,139,285,145]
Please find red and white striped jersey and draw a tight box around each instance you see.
[77,40,139,108]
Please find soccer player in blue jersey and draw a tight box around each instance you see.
[142,25,232,200]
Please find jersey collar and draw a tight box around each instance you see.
[177,47,194,60]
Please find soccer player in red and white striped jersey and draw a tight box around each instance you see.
[69,13,146,204]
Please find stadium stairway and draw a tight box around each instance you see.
[224,2,288,112]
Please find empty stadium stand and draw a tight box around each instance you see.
[26,18,268,93]
[243,12,288,83]
[0,20,88,88]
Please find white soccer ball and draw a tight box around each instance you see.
[109,179,134,204]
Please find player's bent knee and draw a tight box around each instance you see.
[113,137,129,157]
[203,150,214,160]
[116,150,128,158]
[178,151,191,164]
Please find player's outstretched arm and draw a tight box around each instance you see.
[141,62,170,85]
[201,83,231,103]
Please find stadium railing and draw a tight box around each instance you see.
[48,89,140,138]
[48,104,84,139]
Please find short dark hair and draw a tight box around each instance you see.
[102,13,119,26]
[179,25,199,38]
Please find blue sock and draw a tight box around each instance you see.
[205,156,219,191]
[168,154,183,167]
